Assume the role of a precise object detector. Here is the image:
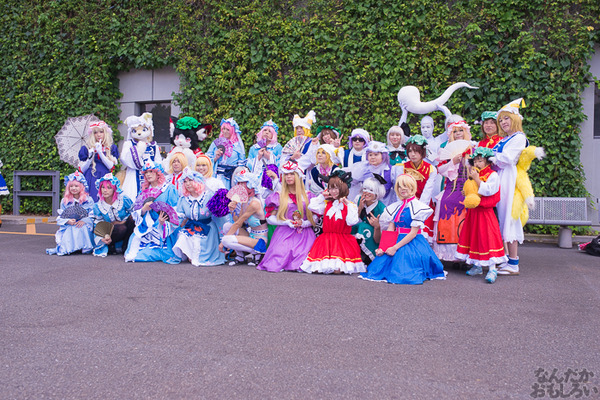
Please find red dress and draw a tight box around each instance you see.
[456,166,508,266]
[403,160,435,240]
[300,198,365,274]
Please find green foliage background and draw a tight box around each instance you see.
[1,0,599,228]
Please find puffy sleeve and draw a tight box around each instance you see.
[308,194,327,215]
[437,158,461,181]
[379,201,401,230]
[110,144,120,160]
[478,171,500,197]
[78,146,90,162]
[409,199,433,228]
[176,196,187,220]
[205,141,217,160]
[494,133,527,169]
[345,201,360,226]
[264,192,281,216]
[246,145,260,172]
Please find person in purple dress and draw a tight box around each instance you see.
[78,120,119,201]
[257,161,317,272]
[433,120,474,262]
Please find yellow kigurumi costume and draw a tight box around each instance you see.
[511,145,545,225]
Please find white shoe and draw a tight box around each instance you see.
[497,264,519,275]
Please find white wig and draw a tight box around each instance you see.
[362,177,386,200]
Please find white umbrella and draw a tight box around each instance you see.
[54,114,99,167]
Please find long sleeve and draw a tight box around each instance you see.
[345,202,360,226]
[308,194,327,215]
[420,166,437,205]
[494,133,527,169]
[478,171,500,197]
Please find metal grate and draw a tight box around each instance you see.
[527,197,591,226]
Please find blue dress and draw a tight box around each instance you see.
[173,190,225,266]
[124,183,181,264]
[246,143,283,173]
[205,140,246,189]
[92,194,134,257]
[78,144,119,201]
[360,198,444,285]
[46,197,95,256]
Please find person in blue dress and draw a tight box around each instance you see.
[92,173,134,257]
[46,171,95,256]
[173,168,226,266]
[78,120,119,201]
[0,157,8,227]
[246,120,283,173]
[359,174,445,285]
[205,117,246,189]
[124,159,181,264]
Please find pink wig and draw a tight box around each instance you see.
[141,169,167,191]
[181,180,205,197]
[99,180,119,203]
[63,181,88,204]
[256,126,278,146]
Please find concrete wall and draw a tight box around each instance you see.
[116,66,181,150]
[580,44,600,223]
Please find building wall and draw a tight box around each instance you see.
[580,44,600,223]
[116,66,181,153]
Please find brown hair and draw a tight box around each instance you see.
[405,142,426,159]
[327,176,349,199]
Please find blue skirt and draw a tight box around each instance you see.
[360,234,444,285]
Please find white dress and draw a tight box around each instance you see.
[493,132,528,243]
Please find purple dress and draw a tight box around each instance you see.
[257,192,316,272]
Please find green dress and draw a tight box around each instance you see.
[352,197,386,264]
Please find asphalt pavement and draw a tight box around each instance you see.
[0,221,599,399]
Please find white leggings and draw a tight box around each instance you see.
[221,222,257,256]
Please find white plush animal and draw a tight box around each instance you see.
[397,82,479,124]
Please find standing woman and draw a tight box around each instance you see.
[246,120,282,173]
[349,141,394,205]
[393,135,438,242]
[478,111,502,149]
[387,125,409,166]
[173,168,226,267]
[0,157,8,227]
[257,161,317,272]
[46,171,95,256]
[92,173,134,257]
[205,117,246,189]
[433,120,473,262]
[282,110,317,172]
[493,98,528,275]
[305,144,338,195]
[78,120,119,201]
[164,152,188,192]
[124,159,181,264]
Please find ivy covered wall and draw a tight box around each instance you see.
[0,0,599,217]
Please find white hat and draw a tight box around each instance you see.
[292,110,316,130]
[316,144,337,162]
[499,98,526,120]
[366,141,388,154]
